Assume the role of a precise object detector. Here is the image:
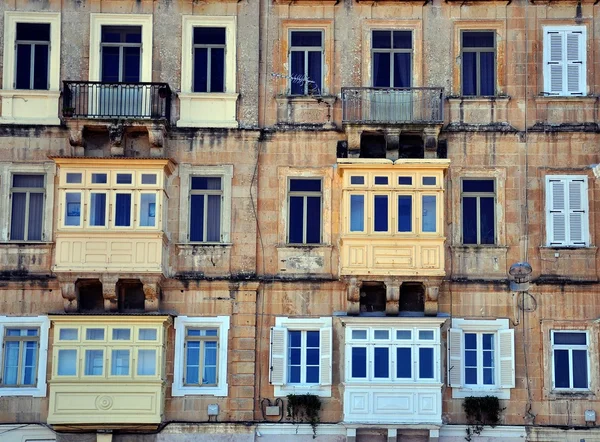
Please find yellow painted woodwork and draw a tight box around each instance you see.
[47,315,171,427]
[338,158,449,276]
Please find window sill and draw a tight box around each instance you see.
[278,244,332,249]
[534,95,597,103]
[276,245,334,275]
[177,243,233,248]
[451,387,510,400]
[447,96,510,103]
[547,390,594,400]
[0,89,61,126]
[274,384,331,398]
[177,92,239,128]
[0,241,54,246]
[171,384,229,397]
[0,386,47,397]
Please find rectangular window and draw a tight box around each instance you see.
[1,328,39,387]
[10,174,45,241]
[545,175,588,247]
[288,330,320,384]
[397,195,412,232]
[464,332,495,386]
[461,31,495,96]
[193,27,226,93]
[289,30,323,95]
[422,195,437,233]
[57,349,77,376]
[190,176,222,242]
[64,192,82,227]
[288,178,322,244]
[84,349,104,376]
[350,194,365,232]
[372,30,412,88]
[137,349,156,376]
[373,195,389,232]
[15,23,50,90]
[100,25,142,83]
[184,328,219,386]
[111,349,130,376]
[461,179,495,245]
[543,26,586,96]
[552,331,589,390]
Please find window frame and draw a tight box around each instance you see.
[544,174,589,247]
[0,316,49,397]
[9,173,46,242]
[182,327,220,387]
[371,29,413,88]
[189,176,224,243]
[551,330,590,392]
[287,177,323,245]
[542,25,587,97]
[14,23,51,90]
[99,25,143,83]
[460,30,496,96]
[192,27,226,93]
[288,29,325,96]
[460,178,496,245]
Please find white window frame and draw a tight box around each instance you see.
[1,11,61,125]
[89,14,153,82]
[178,164,233,244]
[288,29,324,96]
[0,316,49,397]
[0,162,55,243]
[270,317,332,398]
[551,330,590,392]
[172,316,230,397]
[448,318,514,399]
[543,26,587,96]
[545,175,589,247]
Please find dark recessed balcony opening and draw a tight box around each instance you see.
[117,279,146,313]
[360,133,386,158]
[399,133,424,159]
[360,282,387,314]
[399,282,425,314]
[77,279,104,313]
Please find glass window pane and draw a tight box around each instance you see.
[92,173,107,184]
[3,342,19,385]
[554,332,587,345]
[419,330,434,340]
[65,193,81,226]
[210,48,225,93]
[116,173,132,184]
[374,347,389,378]
[374,330,389,340]
[393,52,411,88]
[33,44,49,90]
[350,176,365,185]
[289,365,301,383]
[463,31,494,48]
[306,196,321,244]
[290,179,321,192]
[351,347,367,378]
[374,195,389,232]
[101,46,120,82]
[465,367,477,385]
[205,194,221,242]
[123,47,141,83]
[59,328,78,340]
[90,193,107,227]
[480,196,495,244]
[288,196,304,243]
[140,193,156,227]
[396,330,411,340]
[483,368,494,385]
[398,195,412,232]
[194,27,226,45]
[138,349,156,376]
[141,174,157,185]
[482,333,494,350]
[84,350,104,376]
[111,349,130,376]
[350,195,364,232]
[462,196,478,244]
[419,348,434,379]
[465,333,477,349]
[139,328,157,340]
[372,30,392,49]
[13,175,44,188]
[554,349,570,388]
[190,194,205,241]
[307,330,320,347]
[57,349,77,376]
[393,31,412,49]
[112,329,131,340]
[463,180,494,193]
[17,23,50,41]
[423,177,436,186]
[462,52,477,96]
[193,48,208,92]
[288,330,301,347]
[27,193,43,241]
[573,350,588,388]
[479,52,495,96]
[422,195,436,232]
[306,348,320,366]
[352,330,367,340]
[191,177,222,190]
[307,51,322,93]
[306,366,319,383]
[373,52,391,88]
[115,193,132,227]
[66,173,82,184]
[396,347,412,378]
[10,193,26,241]
[16,44,32,89]
[22,341,37,385]
[374,176,388,185]
[290,50,304,95]
[291,31,322,47]
[86,329,104,340]
[399,176,412,185]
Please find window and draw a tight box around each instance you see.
[551,331,589,391]
[172,316,230,397]
[545,175,589,247]
[372,30,412,88]
[193,27,225,93]
[289,30,323,95]
[448,319,515,399]
[100,26,142,83]
[270,317,332,397]
[287,178,322,244]
[10,174,45,241]
[0,316,49,397]
[345,325,439,383]
[461,31,495,96]
[461,179,495,245]
[15,23,50,90]
[179,165,232,244]
[543,26,586,96]
[190,177,222,242]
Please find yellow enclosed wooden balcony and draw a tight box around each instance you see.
[47,315,171,430]
[338,158,449,277]
[51,157,174,275]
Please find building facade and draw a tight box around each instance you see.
[0,0,598,441]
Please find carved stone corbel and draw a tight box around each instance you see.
[108,123,125,156]
[422,126,441,158]
[140,277,162,312]
[59,279,77,313]
[424,283,440,316]
[347,277,361,315]
[385,280,400,316]
[100,274,119,312]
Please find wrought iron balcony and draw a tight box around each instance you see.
[62,81,171,120]
[341,87,444,125]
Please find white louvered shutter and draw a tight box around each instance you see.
[546,31,564,95]
[498,329,515,389]
[547,176,588,246]
[566,30,585,95]
[568,178,588,246]
[319,326,332,386]
[447,328,463,388]
[270,327,287,386]
[544,27,586,96]
[547,178,567,245]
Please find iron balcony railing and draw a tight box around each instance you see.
[342,87,444,124]
[62,81,171,120]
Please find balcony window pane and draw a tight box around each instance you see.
[101,46,120,83]
[374,347,389,378]
[351,347,367,378]
[398,195,412,232]
[57,349,77,376]
[92,173,107,184]
[138,349,156,376]
[140,193,156,227]
[123,47,141,83]
[59,328,78,340]
[422,195,436,232]
[112,329,131,340]
[373,52,391,88]
[90,193,107,227]
[397,347,412,378]
[374,195,389,232]
[573,350,588,388]
[65,193,81,226]
[554,349,570,388]
[15,44,32,89]
[419,347,434,379]
[111,349,130,376]
[393,52,411,88]
[350,195,364,232]
[115,193,132,227]
[141,174,157,185]
[84,350,104,376]
[66,173,82,184]
[139,328,157,341]
[86,329,104,340]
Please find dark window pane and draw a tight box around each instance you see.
[419,348,434,379]
[480,196,495,244]
[290,179,321,192]
[374,195,388,232]
[191,177,221,190]
[10,193,26,240]
[573,350,588,388]
[125,28,142,43]
[16,44,32,89]
[398,195,412,232]
[13,175,44,188]
[289,348,301,365]
[393,53,411,88]
[116,173,132,184]
[350,176,364,185]
[462,196,477,244]
[307,331,319,347]
[194,27,226,45]
[101,46,120,82]
[554,349,570,388]
[482,333,494,350]
[33,45,49,90]
[374,176,388,185]
[123,47,141,83]
[465,367,477,384]
[374,348,389,378]
[28,193,43,241]
[289,330,301,347]
[17,23,51,41]
[396,348,412,378]
[463,179,494,193]
[102,26,141,43]
[101,27,122,43]
[210,48,225,93]
[373,52,391,88]
[90,193,106,227]
[483,368,494,385]
[306,196,321,244]
[465,349,477,367]
[291,31,322,47]
[398,177,412,185]
[350,195,364,232]
[290,50,304,95]
[423,177,436,186]
[115,194,131,227]
[190,195,205,241]
[306,348,319,366]
[372,30,391,49]
[465,333,477,349]
[462,52,477,96]
[393,31,412,49]
[480,51,495,96]
[307,51,322,93]
[206,195,221,242]
[289,365,300,383]
[288,196,304,244]
[193,48,208,92]
[462,31,494,48]
[91,173,107,184]
[306,366,319,383]
[554,332,587,345]
[351,347,367,378]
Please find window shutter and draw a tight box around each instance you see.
[568,178,587,245]
[319,326,332,386]
[547,178,567,245]
[447,328,463,388]
[498,329,515,389]
[270,327,286,386]
[566,30,585,95]
[545,31,564,95]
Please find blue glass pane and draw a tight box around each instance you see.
[290,179,321,192]
[554,332,587,345]
[465,333,477,349]
[306,196,321,244]
[58,349,77,376]
[193,48,208,92]
[399,177,412,185]
[289,331,301,347]
[419,348,434,379]
[462,52,477,96]
[90,193,106,226]
[116,173,132,184]
[423,177,436,186]
[16,44,32,89]
[480,197,495,244]
[65,193,81,226]
[393,53,411,88]
[289,348,301,365]
[554,349,570,388]
[393,31,412,49]
[479,51,495,96]
[396,347,412,378]
[483,351,494,367]
[422,196,436,232]
[115,193,131,226]
[190,194,205,241]
[186,366,199,384]
[210,48,225,93]
[573,350,588,388]
[465,350,477,367]
[288,196,304,243]
[203,366,217,384]
[33,44,49,90]
[289,366,300,383]
[465,367,477,385]
[374,195,388,232]
[398,195,412,232]
[194,27,226,45]
[463,31,494,48]
[463,179,494,193]
[374,176,388,185]
[374,348,389,378]
[290,51,304,95]
[112,329,131,340]
[3,342,18,385]
[101,46,120,82]
[291,31,322,47]
[191,177,221,190]
[373,52,391,88]
[307,51,322,93]
[306,348,319,365]
[350,195,364,232]
[306,366,319,383]
[92,173,107,184]
[350,176,364,185]
[307,331,320,347]
[396,330,411,340]
[462,197,477,244]
[17,23,50,41]
[483,334,494,350]
[123,47,140,83]
[483,368,494,385]
[372,31,391,49]
[351,347,367,378]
